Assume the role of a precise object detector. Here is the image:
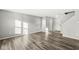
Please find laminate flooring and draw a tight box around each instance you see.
[0,32,79,50]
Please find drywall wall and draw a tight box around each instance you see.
[21,13,42,34]
[62,12,79,39]
[52,12,75,32]
[0,10,15,36]
[0,10,42,36]
[41,17,55,32]
[46,17,54,31]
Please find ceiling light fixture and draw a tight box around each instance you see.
[64,11,75,15]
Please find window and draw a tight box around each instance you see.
[15,20,28,35]
[23,22,28,34]
[15,20,21,34]
[42,19,46,31]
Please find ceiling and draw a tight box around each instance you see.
[7,9,77,17]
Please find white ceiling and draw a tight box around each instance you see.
[7,9,77,17]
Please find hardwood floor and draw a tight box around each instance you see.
[0,32,79,50]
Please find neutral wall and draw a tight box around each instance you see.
[20,12,42,34]
[41,17,55,32]
[0,10,42,36]
[62,12,79,39]
[0,10,15,36]
[52,12,75,32]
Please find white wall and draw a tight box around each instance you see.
[41,17,55,32]
[52,12,75,32]
[0,10,42,36]
[0,10,15,36]
[46,17,54,31]
[62,12,79,39]
[20,12,42,34]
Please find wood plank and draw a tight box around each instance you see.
[0,32,79,50]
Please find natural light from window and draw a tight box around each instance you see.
[23,22,28,34]
[15,19,29,35]
[15,20,21,34]
[42,19,46,32]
